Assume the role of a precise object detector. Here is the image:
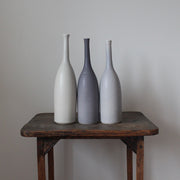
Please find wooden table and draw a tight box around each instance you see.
[21,112,159,180]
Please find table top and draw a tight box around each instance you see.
[21,112,159,138]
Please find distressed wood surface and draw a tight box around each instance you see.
[121,137,138,153]
[48,148,54,180]
[136,136,144,180]
[37,138,46,180]
[127,146,133,180]
[21,112,158,138]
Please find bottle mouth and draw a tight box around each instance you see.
[84,38,90,41]
[63,34,70,37]
[106,40,112,45]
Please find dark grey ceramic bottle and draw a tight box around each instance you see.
[78,39,99,124]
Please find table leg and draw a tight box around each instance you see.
[37,137,59,180]
[136,136,144,180]
[48,147,54,180]
[37,138,46,180]
[127,146,133,180]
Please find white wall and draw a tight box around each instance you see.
[1,0,180,179]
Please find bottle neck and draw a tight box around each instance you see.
[84,38,91,68]
[106,40,113,70]
[62,34,70,63]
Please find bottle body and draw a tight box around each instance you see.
[100,40,122,124]
[78,39,99,124]
[54,34,76,124]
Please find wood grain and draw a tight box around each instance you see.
[37,138,46,180]
[127,146,133,180]
[21,112,159,138]
[136,136,144,180]
[48,148,54,180]
[121,137,138,153]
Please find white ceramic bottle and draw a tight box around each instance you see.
[100,40,122,124]
[54,34,76,124]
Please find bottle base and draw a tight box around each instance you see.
[78,121,99,125]
[100,120,122,125]
[54,120,76,125]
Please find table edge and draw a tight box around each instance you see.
[21,128,159,138]
[21,111,159,138]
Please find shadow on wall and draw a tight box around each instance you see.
[60,54,180,180]
[121,54,180,180]
[63,139,126,180]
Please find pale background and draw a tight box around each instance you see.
[0,0,180,179]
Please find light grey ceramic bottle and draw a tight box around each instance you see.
[78,38,99,124]
[100,40,122,124]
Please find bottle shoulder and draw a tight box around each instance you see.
[102,69,119,80]
[101,69,120,87]
[56,61,75,74]
[78,68,98,88]
[79,66,97,80]
[55,62,76,83]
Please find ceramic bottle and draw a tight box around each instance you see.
[100,40,122,124]
[54,34,76,124]
[78,39,99,124]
